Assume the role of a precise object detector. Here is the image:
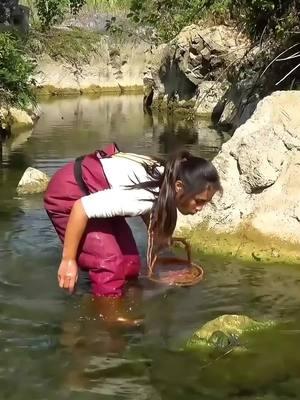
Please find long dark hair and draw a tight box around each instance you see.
[128,150,222,238]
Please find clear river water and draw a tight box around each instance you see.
[1,95,300,400]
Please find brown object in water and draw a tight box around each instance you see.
[148,237,204,287]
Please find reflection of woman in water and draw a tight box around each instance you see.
[44,143,221,313]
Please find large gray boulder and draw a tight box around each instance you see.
[144,24,249,114]
[177,91,300,245]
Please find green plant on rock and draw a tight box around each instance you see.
[0,33,36,109]
[27,28,105,65]
[69,0,86,15]
[34,0,89,30]
[34,0,69,29]
[127,0,233,42]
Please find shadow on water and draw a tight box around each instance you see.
[1,95,300,399]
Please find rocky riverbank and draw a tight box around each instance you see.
[29,28,149,96]
[3,15,300,263]
[145,22,300,132]
[0,26,149,135]
[176,90,300,263]
[144,24,250,117]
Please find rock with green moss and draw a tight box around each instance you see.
[185,314,274,351]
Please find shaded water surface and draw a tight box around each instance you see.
[1,95,300,400]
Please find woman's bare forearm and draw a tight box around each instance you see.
[62,199,88,260]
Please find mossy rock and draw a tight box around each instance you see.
[35,85,81,97]
[176,225,300,265]
[185,314,274,351]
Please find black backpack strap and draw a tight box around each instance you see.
[74,143,120,195]
[74,156,90,196]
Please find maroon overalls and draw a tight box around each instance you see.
[44,143,141,297]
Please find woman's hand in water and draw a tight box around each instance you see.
[58,259,78,294]
[58,199,87,294]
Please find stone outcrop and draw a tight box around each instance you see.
[177,91,300,246]
[144,24,249,115]
[145,23,299,132]
[34,38,149,95]
[212,44,274,131]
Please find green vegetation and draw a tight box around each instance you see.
[4,0,296,110]
[22,0,87,30]
[22,0,130,12]
[27,28,105,64]
[127,0,300,41]
[34,0,69,29]
[79,0,131,12]
[178,224,300,265]
[0,33,35,109]
[21,0,131,29]
[20,0,299,42]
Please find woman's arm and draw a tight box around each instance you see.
[58,199,88,293]
[62,199,88,260]
[58,188,154,293]
[80,187,154,218]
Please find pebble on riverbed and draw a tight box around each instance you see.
[16,167,50,195]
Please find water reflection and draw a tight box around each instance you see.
[4,95,300,399]
[143,108,224,157]
[0,94,225,399]
[12,95,223,168]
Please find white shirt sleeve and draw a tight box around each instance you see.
[80,187,155,218]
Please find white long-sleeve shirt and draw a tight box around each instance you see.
[81,153,163,218]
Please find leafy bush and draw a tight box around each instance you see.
[0,33,36,108]
[34,0,69,29]
[24,0,299,40]
[33,0,129,30]
[127,0,210,42]
[231,0,300,38]
[34,0,88,30]
[127,0,300,42]
[27,28,105,65]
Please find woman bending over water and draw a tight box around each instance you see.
[44,143,221,298]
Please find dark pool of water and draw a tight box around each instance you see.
[1,95,300,400]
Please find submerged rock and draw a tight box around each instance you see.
[151,319,300,399]
[185,314,273,351]
[16,167,50,195]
